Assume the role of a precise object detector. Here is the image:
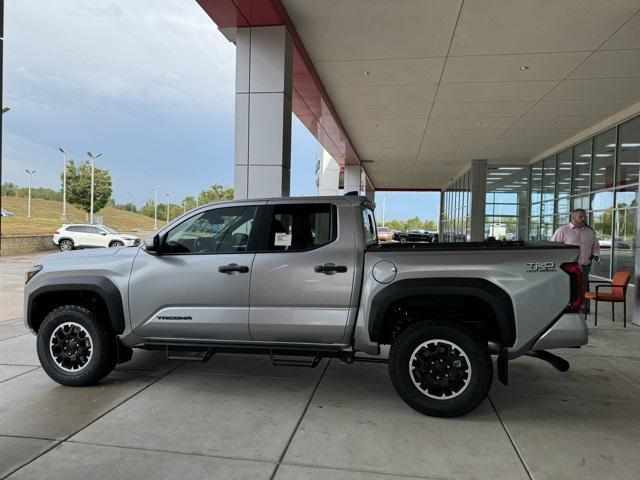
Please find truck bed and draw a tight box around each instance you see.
[370,240,578,252]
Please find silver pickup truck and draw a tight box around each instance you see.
[24,195,587,417]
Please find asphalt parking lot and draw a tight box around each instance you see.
[1,253,639,479]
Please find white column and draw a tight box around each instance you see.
[469,159,487,242]
[343,164,363,194]
[316,148,340,196]
[234,26,292,199]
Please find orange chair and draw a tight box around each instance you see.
[585,271,631,327]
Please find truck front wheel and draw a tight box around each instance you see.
[388,321,492,418]
[36,305,116,386]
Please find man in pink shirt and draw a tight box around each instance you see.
[551,208,600,311]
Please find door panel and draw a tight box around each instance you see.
[249,203,356,344]
[129,252,254,340]
[85,226,105,247]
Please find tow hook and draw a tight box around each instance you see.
[525,350,570,372]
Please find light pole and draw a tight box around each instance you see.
[58,148,69,219]
[382,196,386,227]
[87,152,102,224]
[182,199,186,214]
[165,193,170,224]
[25,169,36,217]
[153,188,158,230]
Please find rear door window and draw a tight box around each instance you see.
[261,204,336,252]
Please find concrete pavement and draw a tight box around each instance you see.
[1,253,639,479]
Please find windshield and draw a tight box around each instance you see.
[100,226,118,234]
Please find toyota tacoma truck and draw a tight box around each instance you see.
[24,195,587,417]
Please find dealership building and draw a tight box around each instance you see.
[196,0,640,322]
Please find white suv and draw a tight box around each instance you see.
[53,224,140,252]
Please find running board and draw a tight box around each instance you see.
[166,346,215,363]
[270,351,322,368]
[525,350,570,372]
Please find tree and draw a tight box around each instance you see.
[198,184,234,205]
[64,160,113,214]
[114,203,137,213]
[379,217,439,233]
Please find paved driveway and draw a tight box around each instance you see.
[1,254,639,479]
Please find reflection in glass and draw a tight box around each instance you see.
[542,156,556,201]
[592,128,616,190]
[541,216,554,240]
[530,162,543,203]
[591,210,612,278]
[616,116,640,187]
[616,188,637,208]
[590,191,614,211]
[613,208,636,278]
[556,149,572,197]
[572,140,592,195]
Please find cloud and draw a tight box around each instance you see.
[5,0,236,113]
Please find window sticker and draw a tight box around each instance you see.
[274,232,292,247]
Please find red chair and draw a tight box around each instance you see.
[585,271,631,327]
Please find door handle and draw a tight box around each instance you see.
[218,263,249,274]
[314,263,348,275]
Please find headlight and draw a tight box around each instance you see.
[25,265,43,284]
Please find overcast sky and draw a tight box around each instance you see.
[3,0,439,221]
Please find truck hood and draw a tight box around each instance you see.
[39,246,140,263]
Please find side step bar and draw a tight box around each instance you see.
[166,346,215,363]
[270,352,322,368]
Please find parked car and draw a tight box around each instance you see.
[377,226,393,242]
[53,224,140,251]
[394,229,433,243]
[1,207,16,217]
[25,195,586,418]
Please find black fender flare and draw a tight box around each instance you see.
[368,278,516,347]
[27,276,125,334]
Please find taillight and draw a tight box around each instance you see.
[54,230,60,235]
[560,262,584,313]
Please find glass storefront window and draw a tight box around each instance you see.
[541,216,554,240]
[573,194,589,210]
[591,191,614,211]
[555,214,569,230]
[616,116,640,187]
[613,208,636,276]
[572,140,592,195]
[556,149,572,197]
[592,128,616,191]
[529,217,540,241]
[591,210,613,278]
[556,197,570,214]
[530,162,543,203]
[616,188,637,208]
[542,156,556,201]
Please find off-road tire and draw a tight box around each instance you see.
[37,305,116,386]
[389,320,492,418]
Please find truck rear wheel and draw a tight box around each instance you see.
[388,321,492,418]
[36,305,116,386]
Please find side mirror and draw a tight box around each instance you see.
[100,231,107,235]
[144,234,163,253]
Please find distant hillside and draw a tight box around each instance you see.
[1,196,165,236]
